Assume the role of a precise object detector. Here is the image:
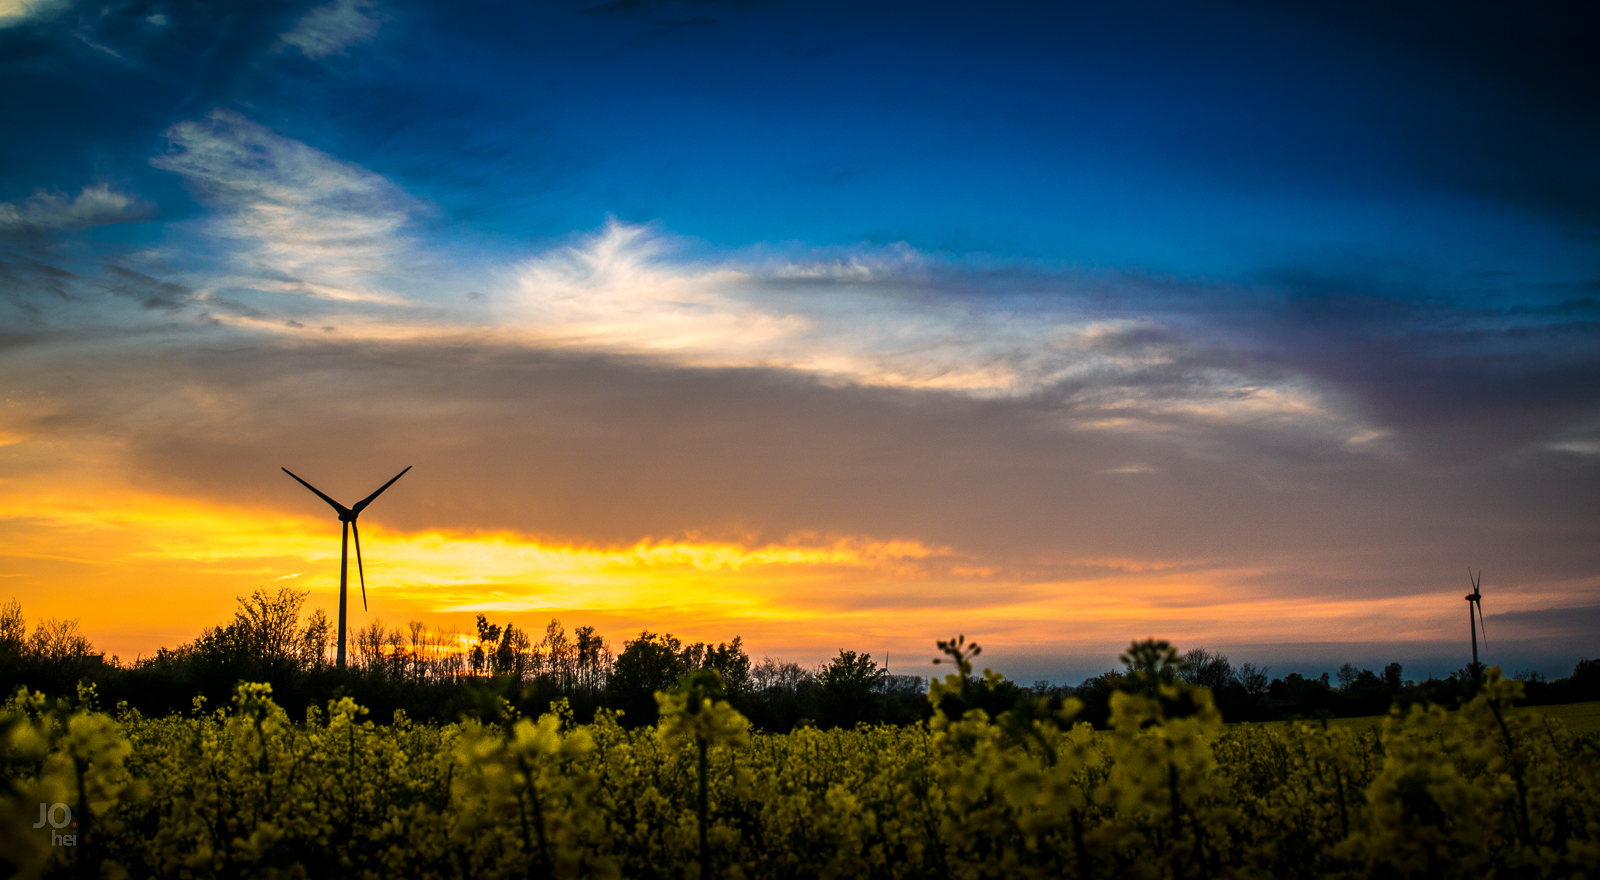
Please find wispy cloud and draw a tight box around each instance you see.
[500,223,1043,391]
[151,110,418,305]
[138,132,1358,438]
[280,0,382,59]
[495,222,1366,438]
[1547,437,1600,456]
[101,265,194,311]
[135,123,1588,457]
[0,184,144,234]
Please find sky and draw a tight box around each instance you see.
[1,0,1597,684]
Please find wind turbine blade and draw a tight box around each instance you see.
[352,466,412,515]
[1477,601,1487,650]
[282,468,352,517]
[353,519,368,611]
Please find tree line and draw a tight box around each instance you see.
[1050,645,1600,725]
[2,591,1596,730]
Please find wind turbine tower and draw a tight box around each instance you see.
[283,466,411,669]
[1465,569,1487,678]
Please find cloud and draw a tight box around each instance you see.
[125,111,1592,463]
[1485,603,1600,642]
[1547,438,1600,456]
[280,0,382,59]
[102,265,194,311]
[122,120,1600,469]
[1228,268,1600,459]
[495,222,1371,444]
[34,334,1571,585]
[0,185,145,234]
[5,290,1596,674]
[152,198,1362,444]
[151,110,419,304]
[0,0,65,28]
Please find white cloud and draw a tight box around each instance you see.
[280,0,381,59]
[0,184,142,232]
[0,0,66,28]
[493,221,1366,435]
[498,221,1088,391]
[1547,438,1600,456]
[151,110,418,304]
[502,222,807,361]
[209,215,1327,437]
[138,114,1369,438]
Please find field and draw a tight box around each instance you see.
[1238,700,1600,735]
[1529,700,1600,734]
[2,668,1597,879]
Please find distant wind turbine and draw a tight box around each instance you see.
[1466,569,1488,678]
[282,466,411,669]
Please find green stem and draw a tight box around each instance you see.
[1488,700,1533,844]
[1333,765,1348,840]
[73,754,97,880]
[1072,808,1090,879]
[698,738,710,880]
[1167,759,1184,880]
[518,755,553,879]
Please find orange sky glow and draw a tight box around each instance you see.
[6,434,1591,681]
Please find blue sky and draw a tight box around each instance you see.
[1,0,1597,680]
[8,0,1598,276]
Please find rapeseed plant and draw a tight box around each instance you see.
[0,646,1594,878]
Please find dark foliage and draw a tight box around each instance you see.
[814,649,886,728]
[2,596,1595,731]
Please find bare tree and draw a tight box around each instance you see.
[385,625,407,679]
[574,625,610,692]
[1182,648,1236,691]
[498,623,533,679]
[434,625,467,680]
[0,599,24,656]
[1238,661,1270,697]
[300,609,332,669]
[543,619,574,689]
[407,620,428,681]
[884,674,926,697]
[753,657,812,694]
[355,620,388,673]
[27,617,94,664]
[1336,662,1359,691]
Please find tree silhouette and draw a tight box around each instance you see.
[611,631,688,724]
[816,649,885,727]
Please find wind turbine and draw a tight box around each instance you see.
[282,466,411,670]
[1466,569,1488,679]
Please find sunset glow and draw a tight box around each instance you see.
[2,0,1596,684]
[4,460,1593,678]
